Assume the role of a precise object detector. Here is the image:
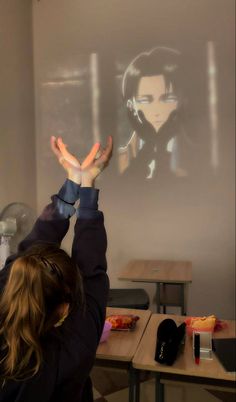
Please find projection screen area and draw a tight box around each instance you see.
[40,44,221,181]
[33,0,234,317]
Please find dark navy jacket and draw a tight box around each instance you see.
[0,181,109,402]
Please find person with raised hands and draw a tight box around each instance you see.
[0,136,113,402]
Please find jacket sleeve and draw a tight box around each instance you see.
[0,180,80,290]
[70,187,109,351]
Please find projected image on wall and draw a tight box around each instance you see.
[118,47,185,179]
[40,55,95,159]
[116,43,219,184]
[40,42,219,187]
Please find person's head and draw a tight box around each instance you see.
[0,243,83,381]
[122,47,183,133]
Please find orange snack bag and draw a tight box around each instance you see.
[106,314,139,330]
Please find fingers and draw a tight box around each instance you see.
[96,136,113,165]
[57,137,80,167]
[103,136,113,161]
[81,142,101,169]
[51,136,112,174]
[50,136,61,158]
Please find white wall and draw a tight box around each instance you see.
[0,0,36,210]
[32,0,235,318]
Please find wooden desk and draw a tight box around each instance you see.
[132,314,236,402]
[119,260,192,314]
[96,307,151,402]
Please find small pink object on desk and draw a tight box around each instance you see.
[100,321,112,343]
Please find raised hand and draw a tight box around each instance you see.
[80,136,113,187]
[50,136,81,184]
[51,136,113,187]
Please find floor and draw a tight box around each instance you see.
[91,367,235,402]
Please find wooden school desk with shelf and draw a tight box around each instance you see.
[95,307,151,402]
[132,314,236,402]
[119,260,192,314]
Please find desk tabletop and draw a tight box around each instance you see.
[96,307,151,362]
[133,314,236,382]
[119,260,192,283]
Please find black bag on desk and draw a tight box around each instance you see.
[155,319,186,366]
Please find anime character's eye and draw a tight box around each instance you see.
[160,93,178,103]
[135,95,154,104]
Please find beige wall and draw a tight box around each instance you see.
[33,0,235,319]
[0,2,233,320]
[0,0,36,210]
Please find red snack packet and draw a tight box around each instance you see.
[106,314,139,330]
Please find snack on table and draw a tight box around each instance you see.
[185,315,217,335]
[106,314,139,330]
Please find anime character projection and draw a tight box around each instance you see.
[118,47,187,180]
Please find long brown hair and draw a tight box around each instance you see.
[0,243,83,381]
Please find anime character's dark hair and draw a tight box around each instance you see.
[122,47,182,105]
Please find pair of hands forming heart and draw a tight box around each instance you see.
[51,136,113,187]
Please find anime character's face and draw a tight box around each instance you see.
[134,75,178,132]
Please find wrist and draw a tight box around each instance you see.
[81,177,94,188]
[68,172,81,185]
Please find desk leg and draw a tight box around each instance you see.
[155,372,164,402]
[156,283,161,313]
[134,369,140,402]
[129,366,140,402]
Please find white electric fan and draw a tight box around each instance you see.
[0,202,35,269]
